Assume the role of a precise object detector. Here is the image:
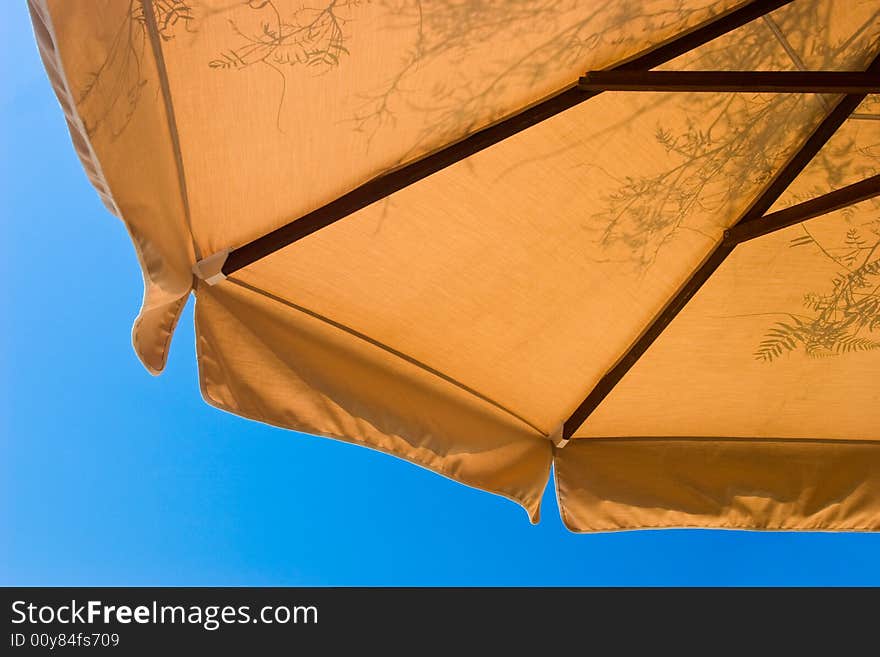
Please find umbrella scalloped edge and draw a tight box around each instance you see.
[555,437,880,532]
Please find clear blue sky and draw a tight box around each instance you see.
[2,3,879,586]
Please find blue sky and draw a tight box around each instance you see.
[2,3,879,586]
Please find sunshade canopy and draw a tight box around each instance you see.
[30,0,880,530]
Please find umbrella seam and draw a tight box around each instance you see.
[139,0,201,261]
[224,276,548,437]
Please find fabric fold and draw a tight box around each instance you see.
[29,0,195,373]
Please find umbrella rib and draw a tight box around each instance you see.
[224,277,548,436]
[576,71,880,94]
[560,51,880,442]
[212,0,794,277]
[728,174,880,244]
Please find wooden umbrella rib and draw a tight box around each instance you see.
[728,174,880,243]
[219,0,794,276]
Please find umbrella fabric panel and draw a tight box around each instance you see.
[195,280,553,521]
[574,200,880,440]
[30,0,196,374]
[555,437,880,532]
[150,0,744,256]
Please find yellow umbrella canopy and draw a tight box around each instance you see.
[30,0,880,530]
